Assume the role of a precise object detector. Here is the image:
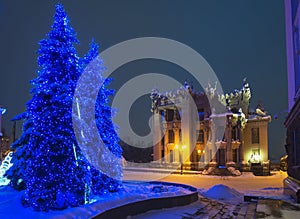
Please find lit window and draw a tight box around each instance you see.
[249,148,260,163]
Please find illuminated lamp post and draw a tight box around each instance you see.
[176,141,186,175]
[0,106,7,161]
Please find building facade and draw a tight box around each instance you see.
[284,0,300,203]
[0,106,7,161]
[151,81,271,175]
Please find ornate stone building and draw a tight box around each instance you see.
[150,81,271,175]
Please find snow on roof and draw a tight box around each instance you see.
[248,114,272,122]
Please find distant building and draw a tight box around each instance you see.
[150,81,271,175]
[284,0,300,203]
[0,106,8,161]
[0,135,10,160]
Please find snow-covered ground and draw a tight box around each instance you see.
[124,170,300,219]
[1,171,299,219]
[124,170,295,200]
[0,182,193,219]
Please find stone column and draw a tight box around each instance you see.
[226,115,232,163]
[238,120,244,164]
[181,99,192,164]
[211,119,217,163]
[152,110,162,161]
[174,128,179,162]
[163,109,167,123]
[204,127,210,164]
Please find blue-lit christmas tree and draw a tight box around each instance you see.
[12,3,122,211]
[5,112,32,190]
[22,3,88,211]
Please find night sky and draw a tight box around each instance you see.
[0,1,287,161]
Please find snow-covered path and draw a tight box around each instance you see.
[124,170,288,195]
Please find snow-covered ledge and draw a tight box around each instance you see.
[91,181,198,219]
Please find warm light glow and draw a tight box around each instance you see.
[253,154,260,161]
[175,145,178,149]
[182,145,186,149]
[202,150,205,153]
[248,153,261,163]
[197,149,201,154]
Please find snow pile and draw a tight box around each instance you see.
[201,166,215,175]
[201,165,241,176]
[201,184,243,201]
[227,167,241,176]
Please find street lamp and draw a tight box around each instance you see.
[176,142,186,175]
